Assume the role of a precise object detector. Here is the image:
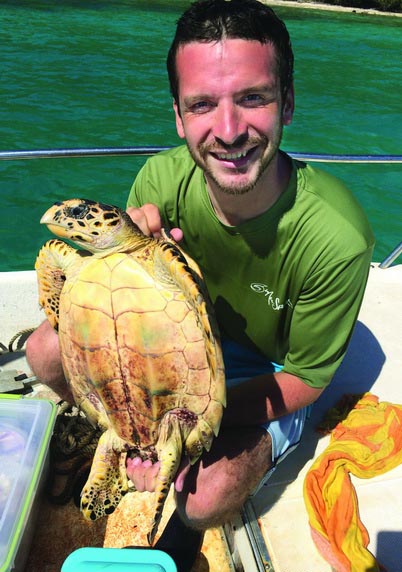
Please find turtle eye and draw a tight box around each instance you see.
[67,203,89,219]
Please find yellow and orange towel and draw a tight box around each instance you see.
[304,393,402,572]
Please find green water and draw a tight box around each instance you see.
[0,0,401,270]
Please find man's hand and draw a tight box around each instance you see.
[126,456,191,493]
[127,203,183,242]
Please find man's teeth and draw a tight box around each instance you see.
[216,150,248,160]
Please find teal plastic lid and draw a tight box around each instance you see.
[61,547,177,572]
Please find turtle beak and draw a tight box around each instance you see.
[40,209,94,244]
[40,211,52,225]
[40,211,69,239]
[40,206,60,227]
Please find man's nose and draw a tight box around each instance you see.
[212,102,247,146]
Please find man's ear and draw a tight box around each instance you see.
[173,100,185,139]
[282,84,294,126]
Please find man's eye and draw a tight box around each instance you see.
[242,94,266,106]
[190,101,214,113]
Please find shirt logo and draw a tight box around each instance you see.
[250,283,293,311]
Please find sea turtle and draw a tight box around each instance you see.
[35,198,225,544]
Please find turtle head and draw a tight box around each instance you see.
[40,198,145,253]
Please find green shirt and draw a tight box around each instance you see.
[127,145,374,388]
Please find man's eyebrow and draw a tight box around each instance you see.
[238,82,279,95]
[183,94,211,105]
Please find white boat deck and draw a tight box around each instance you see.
[248,263,402,572]
[1,264,401,571]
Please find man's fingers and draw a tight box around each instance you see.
[126,454,191,493]
[169,227,184,242]
[126,457,161,492]
[126,204,183,242]
[126,204,163,237]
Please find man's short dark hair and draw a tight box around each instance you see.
[167,0,294,105]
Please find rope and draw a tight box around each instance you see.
[0,327,36,354]
[48,401,103,505]
[7,327,36,352]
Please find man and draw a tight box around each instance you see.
[26,0,374,564]
[125,0,374,530]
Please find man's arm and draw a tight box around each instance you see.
[224,370,324,427]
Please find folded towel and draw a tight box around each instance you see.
[304,393,402,572]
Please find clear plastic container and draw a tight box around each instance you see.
[0,396,56,572]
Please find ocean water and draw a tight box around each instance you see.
[0,0,401,270]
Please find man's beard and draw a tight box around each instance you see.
[186,133,282,196]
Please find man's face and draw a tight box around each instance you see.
[174,39,294,196]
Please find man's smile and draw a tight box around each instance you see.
[215,149,249,161]
[209,146,259,168]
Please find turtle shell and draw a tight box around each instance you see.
[58,249,224,450]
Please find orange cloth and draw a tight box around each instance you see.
[304,393,402,572]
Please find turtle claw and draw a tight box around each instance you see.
[186,417,215,459]
[147,524,158,547]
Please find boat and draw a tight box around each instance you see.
[0,148,401,572]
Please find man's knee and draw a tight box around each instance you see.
[175,484,238,530]
[174,428,273,530]
[26,321,71,400]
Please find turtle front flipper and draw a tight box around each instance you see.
[81,428,129,520]
[35,238,81,329]
[148,409,197,545]
[154,240,225,411]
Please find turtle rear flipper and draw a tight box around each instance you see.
[149,410,192,545]
[80,428,129,520]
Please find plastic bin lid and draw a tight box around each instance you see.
[61,547,177,571]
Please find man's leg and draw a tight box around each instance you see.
[175,426,273,529]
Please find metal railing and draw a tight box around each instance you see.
[378,242,402,269]
[0,146,402,163]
